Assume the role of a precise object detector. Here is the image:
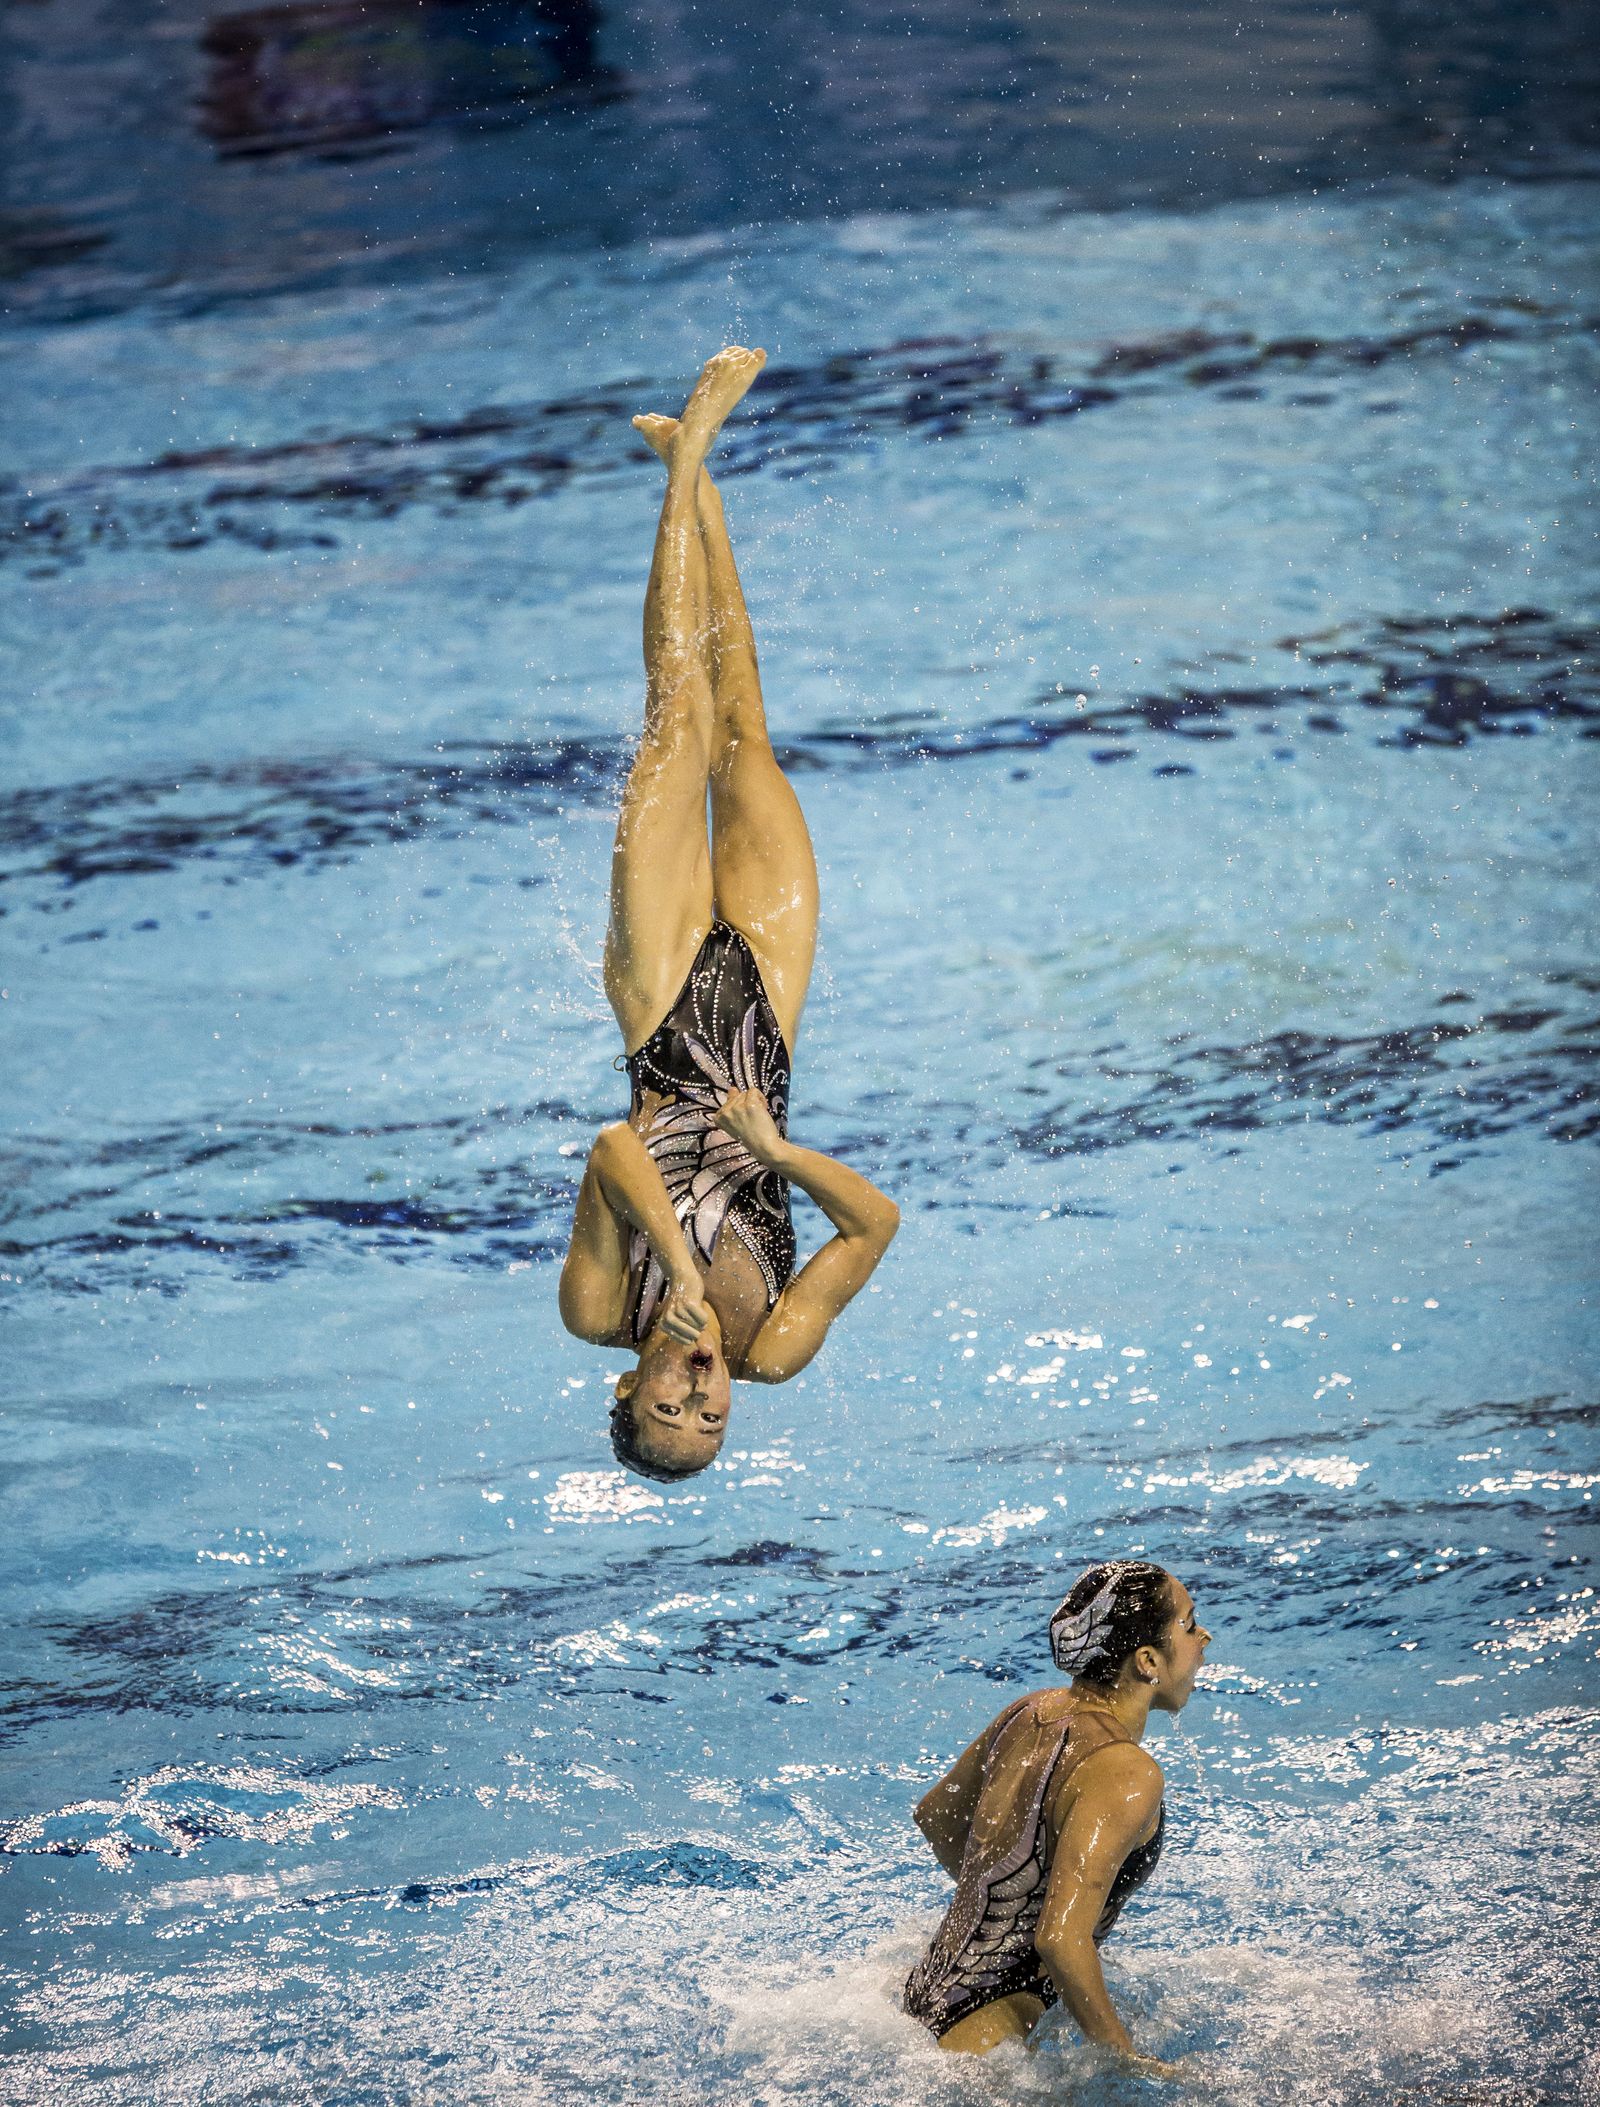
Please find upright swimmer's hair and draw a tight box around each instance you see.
[1050,1560,1173,1685]
[608,1391,705,1484]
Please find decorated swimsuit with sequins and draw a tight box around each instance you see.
[622,921,797,1350]
[903,1695,1164,2039]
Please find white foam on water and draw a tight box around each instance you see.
[5,1711,1593,2105]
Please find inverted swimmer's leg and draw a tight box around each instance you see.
[603,350,765,1052]
[703,473,820,1050]
[631,413,819,1053]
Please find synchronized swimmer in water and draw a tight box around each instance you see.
[905,1561,1210,2073]
[558,347,899,1479]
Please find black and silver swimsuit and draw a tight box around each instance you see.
[904,1697,1165,2040]
[623,920,797,1346]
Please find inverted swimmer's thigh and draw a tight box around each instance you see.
[709,744,818,1047]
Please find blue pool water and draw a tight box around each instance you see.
[2,4,1597,2101]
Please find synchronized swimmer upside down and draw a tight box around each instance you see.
[558,347,899,1481]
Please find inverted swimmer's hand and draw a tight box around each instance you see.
[660,1278,712,1345]
[715,1089,786,1165]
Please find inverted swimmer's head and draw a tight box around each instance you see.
[1050,1560,1211,1714]
[609,1327,731,1480]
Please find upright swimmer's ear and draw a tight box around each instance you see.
[614,1369,639,1403]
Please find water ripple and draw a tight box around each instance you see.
[3,986,1591,1294]
[9,1422,1588,1739]
[0,1761,401,1870]
[2,612,1592,932]
[6,312,1592,574]
[1009,995,1599,1164]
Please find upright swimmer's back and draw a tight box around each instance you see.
[904,1693,1164,2039]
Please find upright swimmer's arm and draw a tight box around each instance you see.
[557,1123,705,1345]
[715,1091,899,1383]
[1032,1743,1165,2060]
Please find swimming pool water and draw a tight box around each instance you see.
[2,7,1597,2100]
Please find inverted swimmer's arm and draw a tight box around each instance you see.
[557,1123,699,1345]
[719,1097,898,1382]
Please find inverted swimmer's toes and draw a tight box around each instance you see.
[631,413,679,463]
[681,346,767,438]
[711,345,766,386]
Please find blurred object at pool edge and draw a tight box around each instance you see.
[3,0,1598,320]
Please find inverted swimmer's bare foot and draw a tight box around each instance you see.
[632,415,728,528]
[631,413,679,464]
[672,346,765,468]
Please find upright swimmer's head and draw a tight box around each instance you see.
[1050,1560,1211,1713]
[610,1324,731,1480]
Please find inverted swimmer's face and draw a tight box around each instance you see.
[620,1334,731,1472]
[1150,1578,1212,1713]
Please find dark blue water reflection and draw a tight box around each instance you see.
[4,0,1598,318]
[1,4,1596,2102]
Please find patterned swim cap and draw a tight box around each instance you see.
[1049,1559,1174,1683]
